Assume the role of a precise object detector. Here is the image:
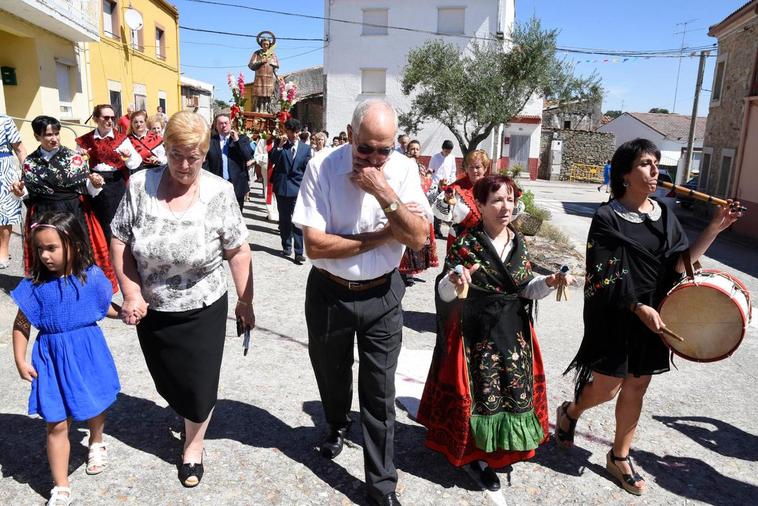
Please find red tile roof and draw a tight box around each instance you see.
[628,112,707,140]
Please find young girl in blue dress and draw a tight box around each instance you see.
[11,211,121,506]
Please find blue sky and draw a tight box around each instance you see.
[175,0,745,117]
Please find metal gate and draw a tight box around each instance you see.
[509,134,530,169]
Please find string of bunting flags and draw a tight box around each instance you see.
[564,49,716,65]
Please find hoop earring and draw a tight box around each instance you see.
[623,181,629,187]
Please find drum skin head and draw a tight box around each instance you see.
[659,283,745,362]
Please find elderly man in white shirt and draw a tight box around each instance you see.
[293,99,431,506]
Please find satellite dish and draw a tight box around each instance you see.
[125,8,144,31]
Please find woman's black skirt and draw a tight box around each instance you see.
[136,293,228,423]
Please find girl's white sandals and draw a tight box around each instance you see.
[86,442,108,475]
[47,486,72,506]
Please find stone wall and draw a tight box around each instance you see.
[701,22,758,196]
[538,128,616,180]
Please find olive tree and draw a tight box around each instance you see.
[399,18,602,156]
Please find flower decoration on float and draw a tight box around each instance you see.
[276,77,299,128]
[227,72,248,132]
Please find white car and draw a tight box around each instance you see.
[653,169,677,209]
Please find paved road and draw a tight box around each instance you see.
[0,180,756,505]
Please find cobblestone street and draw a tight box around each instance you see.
[0,181,756,505]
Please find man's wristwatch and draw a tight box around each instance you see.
[383,200,401,213]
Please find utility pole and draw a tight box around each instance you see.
[679,50,709,185]
[673,19,697,113]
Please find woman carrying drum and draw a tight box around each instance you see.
[556,138,742,495]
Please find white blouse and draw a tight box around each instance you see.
[111,167,249,311]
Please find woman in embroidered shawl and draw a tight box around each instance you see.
[555,138,742,496]
[399,140,438,285]
[432,149,492,251]
[417,174,574,491]
[12,116,117,291]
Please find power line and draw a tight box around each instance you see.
[179,0,718,58]
[182,40,321,51]
[179,25,323,41]
[181,45,325,69]
[673,19,698,112]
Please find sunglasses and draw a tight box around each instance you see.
[355,144,393,157]
[99,115,115,121]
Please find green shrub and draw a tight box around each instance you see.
[509,164,524,178]
[520,190,551,221]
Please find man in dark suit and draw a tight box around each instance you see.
[269,118,311,264]
[203,113,254,210]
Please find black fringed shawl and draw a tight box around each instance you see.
[565,200,689,399]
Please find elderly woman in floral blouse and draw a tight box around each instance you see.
[110,111,255,488]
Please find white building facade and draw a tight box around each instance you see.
[323,0,543,177]
[180,76,214,125]
[597,112,705,177]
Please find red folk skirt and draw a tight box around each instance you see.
[399,223,439,276]
[416,309,549,468]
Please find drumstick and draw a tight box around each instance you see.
[661,326,685,342]
[657,180,748,212]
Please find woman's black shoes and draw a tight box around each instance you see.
[179,461,204,488]
[467,461,501,491]
[555,401,578,448]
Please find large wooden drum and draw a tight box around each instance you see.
[658,270,752,362]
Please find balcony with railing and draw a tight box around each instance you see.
[4,0,100,42]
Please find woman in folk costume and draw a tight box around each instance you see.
[556,139,742,495]
[417,174,574,491]
[12,116,117,291]
[127,110,166,175]
[432,149,493,251]
[399,139,438,285]
[76,104,141,241]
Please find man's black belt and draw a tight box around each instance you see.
[317,268,392,291]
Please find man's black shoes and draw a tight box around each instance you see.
[294,254,306,264]
[319,425,349,459]
[367,492,401,506]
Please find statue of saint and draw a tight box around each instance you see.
[248,31,279,113]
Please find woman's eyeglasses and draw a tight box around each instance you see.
[355,144,393,157]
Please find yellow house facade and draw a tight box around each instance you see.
[0,0,100,148]
[0,0,181,149]
[88,0,181,122]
